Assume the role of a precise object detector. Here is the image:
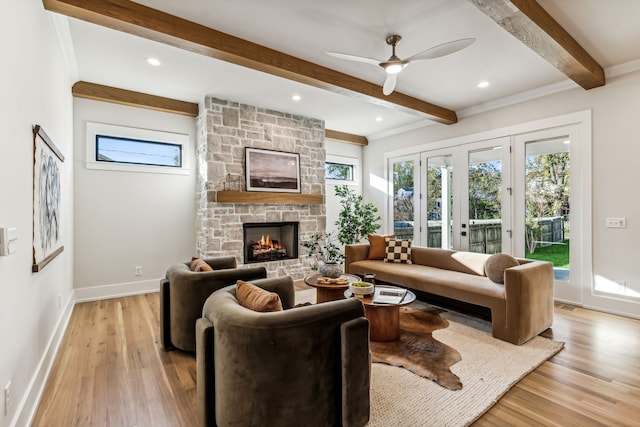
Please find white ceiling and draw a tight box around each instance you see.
[59,0,640,139]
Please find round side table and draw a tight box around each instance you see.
[304,273,361,303]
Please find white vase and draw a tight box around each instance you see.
[319,261,342,278]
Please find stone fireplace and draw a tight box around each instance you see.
[195,97,325,279]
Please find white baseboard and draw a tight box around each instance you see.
[74,278,160,303]
[16,279,160,427]
[15,294,74,427]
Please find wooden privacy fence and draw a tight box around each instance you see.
[394,216,565,253]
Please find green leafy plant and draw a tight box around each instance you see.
[301,232,343,271]
[301,185,381,271]
[334,185,381,245]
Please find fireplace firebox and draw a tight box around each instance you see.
[243,222,299,264]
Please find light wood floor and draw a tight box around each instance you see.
[32,285,640,427]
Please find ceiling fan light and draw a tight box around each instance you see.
[384,63,404,74]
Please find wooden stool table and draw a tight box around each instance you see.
[345,285,416,342]
[304,274,361,303]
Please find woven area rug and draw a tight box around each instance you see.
[295,289,564,427]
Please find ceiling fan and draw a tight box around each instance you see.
[327,35,475,95]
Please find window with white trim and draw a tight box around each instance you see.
[86,122,189,175]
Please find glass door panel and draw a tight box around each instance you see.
[425,154,454,249]
[390,156,419,243]
[467,146,504,254]
[524,138,570,281]
[514,127,578,303]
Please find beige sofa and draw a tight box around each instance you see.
[345,244,554,345]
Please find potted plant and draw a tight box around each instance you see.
[302,186,382,277]
[301,231,344,278]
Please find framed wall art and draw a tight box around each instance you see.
[32,125,65,272]
[245,147,301,193]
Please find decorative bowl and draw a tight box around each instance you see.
[349,281,374,297]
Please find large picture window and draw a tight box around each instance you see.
[86,122,189,175]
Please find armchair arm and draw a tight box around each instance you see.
[204,256,237,270]
[341,317,371,427]
[345,244,370,275]
[504,260,554,345]
[196,316,216,427]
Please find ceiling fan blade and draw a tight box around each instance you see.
[406,38,475,62]
[382,74,397,95]
[326,51,382,66]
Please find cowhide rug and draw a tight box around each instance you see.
[370,306,463,391]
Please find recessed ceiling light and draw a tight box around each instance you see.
[291,94,302,101]
[147,57,161,66]
[375,116,383,122]
[477,81,490,88]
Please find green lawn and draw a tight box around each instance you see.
[525,240,570,268]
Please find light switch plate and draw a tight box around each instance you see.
[0,227,17,256]
[605,217,626,228]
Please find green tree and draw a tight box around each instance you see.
[525,152,570,253]
[468,161,501,220]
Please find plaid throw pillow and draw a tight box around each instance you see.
[383,239,412,264]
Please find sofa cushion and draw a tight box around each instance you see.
[367,233,396,260]
[451,252,491,276]
[236,280,283,312]
[485,253,520,284]
[383,239,412,264]
[190,256,213,272]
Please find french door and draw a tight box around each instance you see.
[513,126,577,301]
[418,137,512,254]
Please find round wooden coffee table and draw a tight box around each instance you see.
[304,273,361,303]
[345,285,416,342]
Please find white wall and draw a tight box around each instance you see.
[364,70,640,305]
[73,99,197,299]
[324,140,363,235]
[0,2,74,427]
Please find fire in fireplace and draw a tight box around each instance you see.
[243,222,298,264]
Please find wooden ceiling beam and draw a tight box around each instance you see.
[72,81,199,116]
[72,81,365,144]
[469,0,605,89]
[324,129,368,146]
[43,0,458,124]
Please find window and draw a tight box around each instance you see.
[325,162,353,181]
[86,122,189,175]
[96,135,182,167]
[325,154,359,186]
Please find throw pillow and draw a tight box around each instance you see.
[236,280,283,312]
[485,253,520,284]
[451,251,491,276]
[383,239,412,264]
[367,233,396,260]
[190,256,213,272]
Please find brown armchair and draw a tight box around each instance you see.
[196,276,371,427]
[160,256,267,352]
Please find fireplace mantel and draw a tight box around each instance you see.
[214,191,323,205]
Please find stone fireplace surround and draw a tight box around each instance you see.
[195,97,326,279]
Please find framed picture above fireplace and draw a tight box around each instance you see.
[245,147,301,193]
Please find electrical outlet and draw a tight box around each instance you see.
[135,266,142,276]
[4,380,11,416]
